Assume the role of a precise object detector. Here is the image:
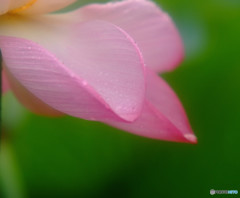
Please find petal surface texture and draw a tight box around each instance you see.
[75,0,184,72]
[0,19,145,122]
[7,0,76,15]
[106,69,197,143]
[4,65,63,116]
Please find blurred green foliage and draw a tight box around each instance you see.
[1,0,240,197]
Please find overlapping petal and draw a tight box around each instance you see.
[73,0,184,72]
[106,69,197,143]
[0,20,145,122]
[0,0,196,143]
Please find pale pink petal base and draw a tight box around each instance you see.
[17,0,77,15]
[4,0,76,15]
[106,69,197,143]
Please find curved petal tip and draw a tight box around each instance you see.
[184,134,198,144]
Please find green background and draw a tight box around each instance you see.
[1,0,240,197]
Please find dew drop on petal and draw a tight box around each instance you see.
[82,80,88,86]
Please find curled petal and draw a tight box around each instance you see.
[106,69,197,143]
[75,0,184,72]
[0,20,145,122]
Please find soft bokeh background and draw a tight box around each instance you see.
[1,0,240,197]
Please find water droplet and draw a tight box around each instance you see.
[82,80,88,86]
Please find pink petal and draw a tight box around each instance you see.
[4,65,63,116]
[0,20,145,122]
[7,0,76,15]
[75,0,184,73]
[106,69,197,143]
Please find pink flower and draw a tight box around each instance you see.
[0,0,197,143]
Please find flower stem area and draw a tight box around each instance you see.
[0,136,27,198]
[0,50,26,198]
